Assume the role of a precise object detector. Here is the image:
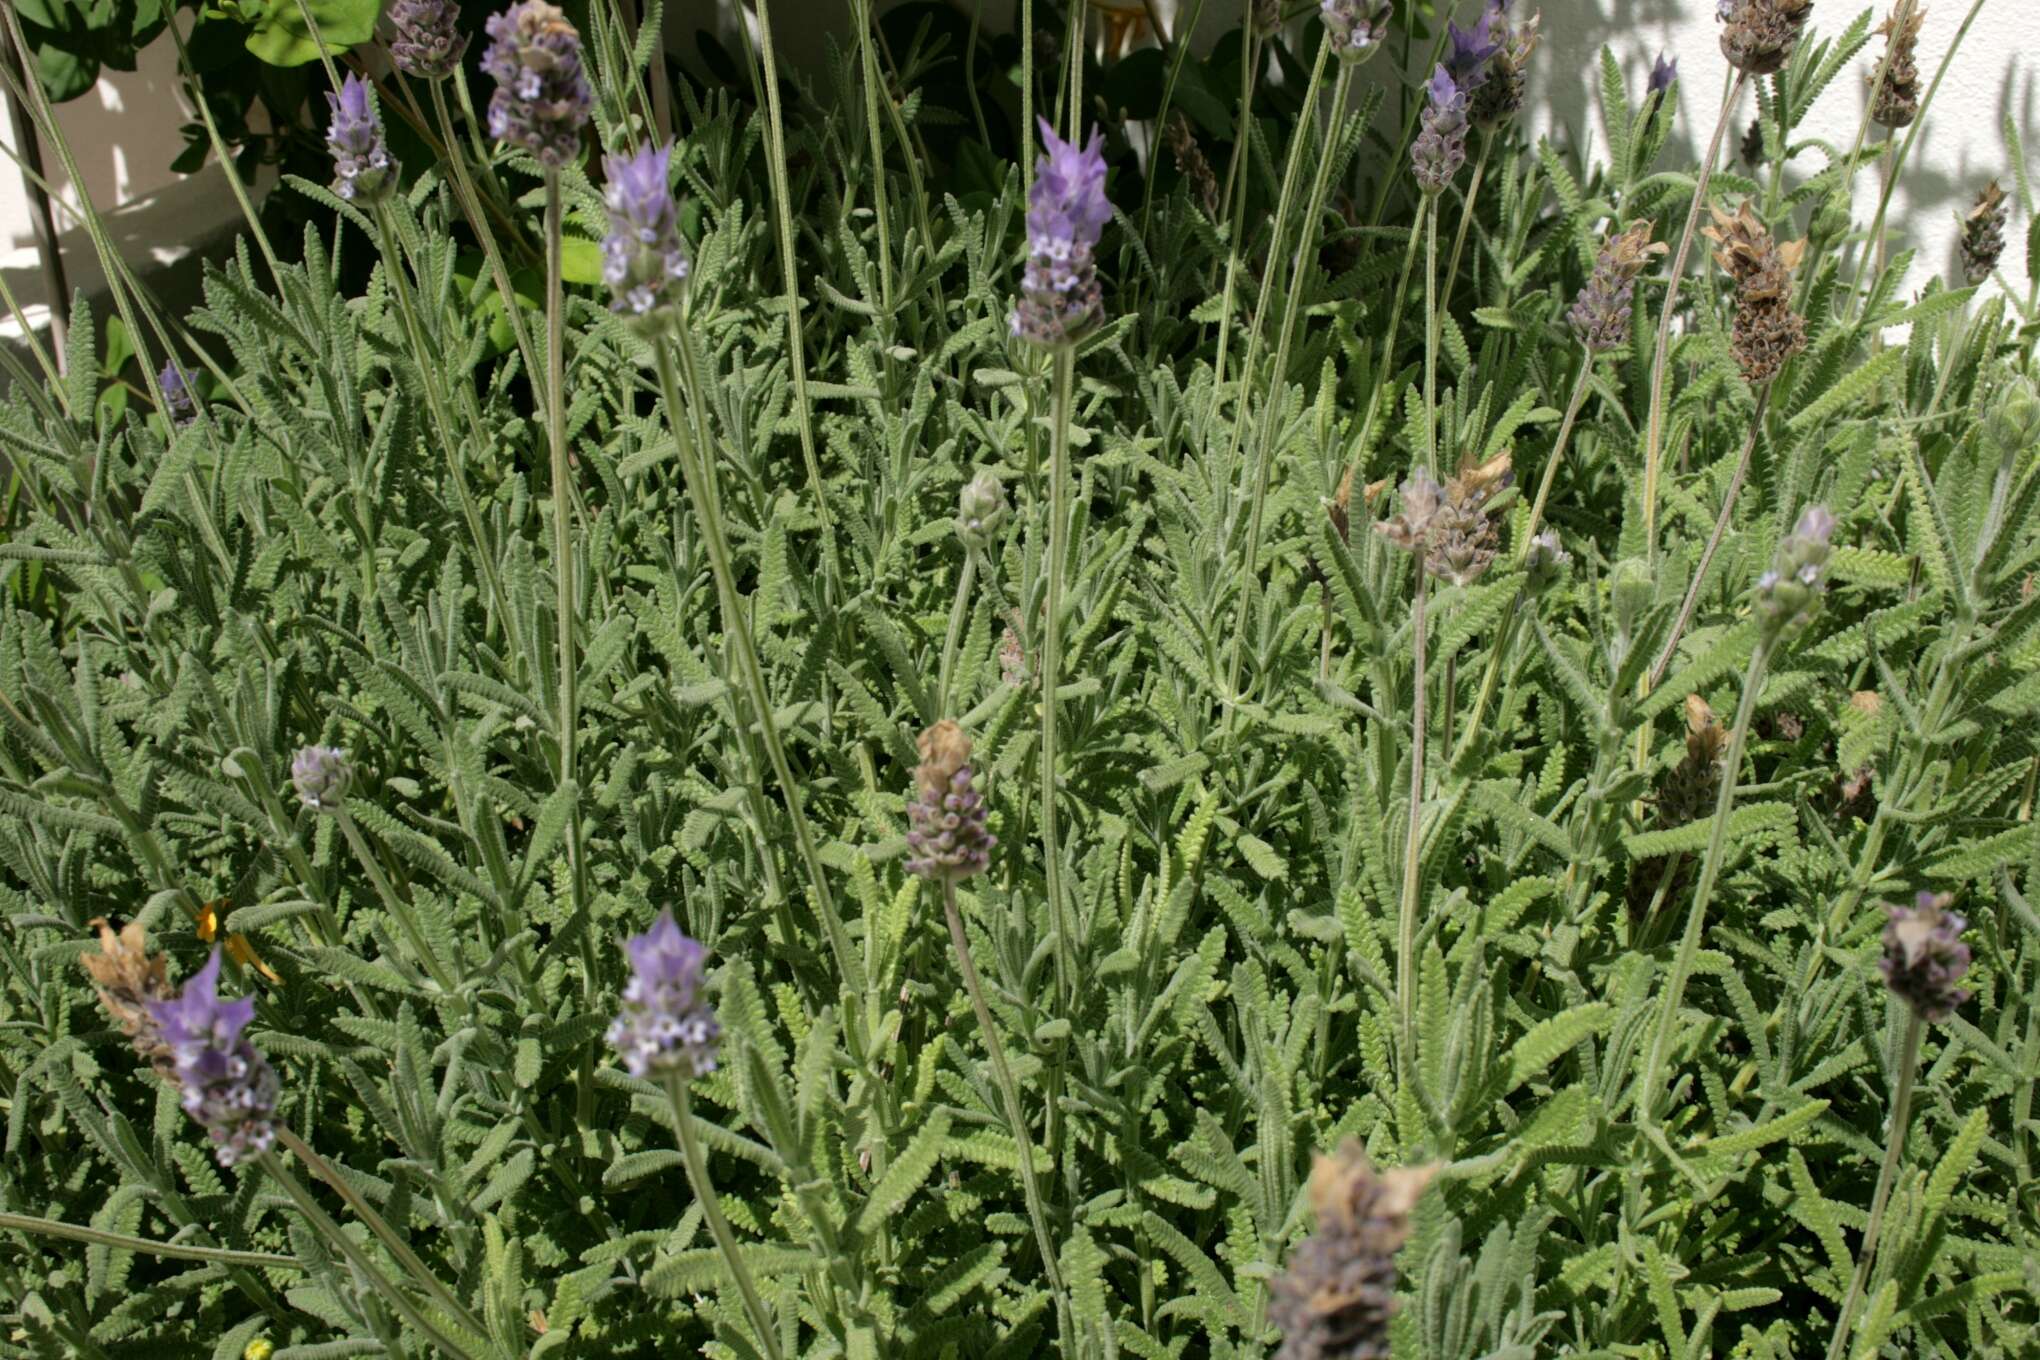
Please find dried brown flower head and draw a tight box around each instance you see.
[1741,117,1766,167]
[1162,112,1220,219]
[1270,1143,1437,1360]
[1719,0,1814,75]
[82,918,178,1082]
[1703,202,1807,383]
[1870,5,1925,128]
[1961,180,2008,285]
[1374,453,1514,587]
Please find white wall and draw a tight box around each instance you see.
[4,0,2033,342]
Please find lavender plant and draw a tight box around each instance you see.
[0,1,2036,1357]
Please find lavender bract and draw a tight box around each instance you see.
[1444,10,1501,88]
[601,141,691,328]
[158,361,196,426]
[387,0,466,81]
[1320,0,1393,61]
[482,1,594,168]
[906,721,997,882]
[1880,892,1971,1023]
[1411,66,1469,195]
[148,950,280,1167]
[292,745,353,813]
[1467,3,1540,127]
[607,910,721,1080]
[1649,53,1679,96]
[326,73,395,204]
[1010,119,1111,348]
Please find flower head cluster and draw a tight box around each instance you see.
[608,910,720,1079]
[1374,455,1514,587]
[601,141,691,328]
[1880,891,1971,1023]
[482,1,594,168]
[1011,121,1111,347]
[906,721,998,881]
[82,918,178,1082]
[1870,4,1926,128]
[1321,0,1393,61]
[159,360,196,426]
[292,745,353,813]
[1269,1142,1437,1360]
[956,470,1008,548]
[387,0,467,80]
[326,73,395,204]
[1719,0,1814,75]
[1411,67,1470,195]
[149,950,280,1167]
[1467,3,1541,128]
[1961,180,2008,285]
[1568,220,1668,353]
[1703,201,1807,384]
[1755,505,1835,637]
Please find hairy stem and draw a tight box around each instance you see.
[1821,1012,1924,1360]
[1649,382,1774,687]
[665,1078,787,1360]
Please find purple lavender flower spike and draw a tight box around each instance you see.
[148,950,280,1167]
[1754,504,1835,638]
[607,910,721,1080]
[1445,12,1502,88]
[1880,892,1971,1023]
[1411,66,1469,195]
[326,73,395,204]
[387,0,466,80]
[1010,119,1111,348]
[601,141,691,329]
[481,1,594,169]
[158,361,196,426]
[1321,0,1393,61]
[1649,53,1679,97]
[906,721,998,882]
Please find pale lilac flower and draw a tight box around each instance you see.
[1010,119,1111,348]
[292,745,353,813]
[1445,11,1502,88]
[387,0,466,80]
[1412,67,1469,195]
[158,361,196,426]
[601,141,691,327]
[607,910,720,1080]
[1881,892,1971,1023]
[1649,53,1679,96]
[1321,0,1393,60]
[482,1,594,168]
[326,73,395,204]
[1755,505,1835,637]
[148,950,280,1167]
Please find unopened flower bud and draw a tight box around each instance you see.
[956,470,1008,548]
[1987,377,2040,455]
[291,745,353,813]
[1524,531,1571,594]
[1755,505,1835,639]
[1880,891,1971,1023]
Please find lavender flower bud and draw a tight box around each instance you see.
[1467,3,1539,128]
[1648,53,1679,97]
[1703,201,1807,384]
[1524,530,1571,594]
[158,360,196,426]
[956,469,1008,548]
[1960,180,2008,286]
[82,918,177,1083]
[607,910,721,1080]
[1444,11,1501,89]
[326,73,395,205]
[1374,459,1512,587]
[1411,66,1469,195]
[291,745,353,813]
[1011,120,1111,348]
[148,950,279,1167]
[905,721,997,882]
[386,0,467,81]
[1568,220,1668,353]
[1880,891,1971,1023]
[1269,1142,1436,1360]
[601,141,691,330]
[482,1,594,169]
[1869,4,1925,129]
[1754,504,1834,638]
[1986,376,2040,455]
[1320,0,1393,61]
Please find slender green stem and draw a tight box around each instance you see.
[1041,346,1079,1010]
[258,1153,486,1360]
[333,811,460,996]
[939,551,978,714]
[1642,71,1747,559]
[0,1211,299,1269]
[1648,382,1774,687]
[850,0,895,317]
[1341,198,1428,484]
[655,335,862,997]
[1441,130,1494,309]
[163,15,281,284]
[665,1079,786,1360]
[1519,355,1594,552]
[1397,570,1430,1067]
[1423,197,1441,473]
[1223,58,1351,725]
[1639,637,1773,1125]
[1821,1012,1924,1360]
[941,879,1071,1334]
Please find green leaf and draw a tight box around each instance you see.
[243,0,379,65]
[854,1111,951,1234]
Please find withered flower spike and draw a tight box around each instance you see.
[83,918,178,1082]
[1870,5,1926,129]
[1702,202,1807,383]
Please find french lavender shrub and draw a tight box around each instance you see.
[3,0,2038,1356]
